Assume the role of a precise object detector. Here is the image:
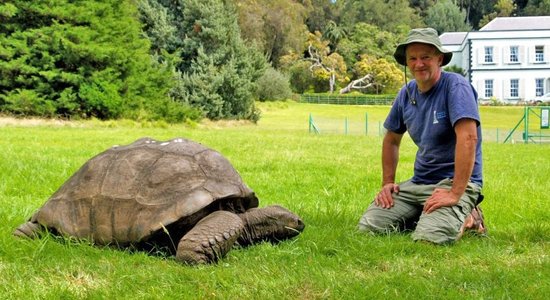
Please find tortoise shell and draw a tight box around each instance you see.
[29,137,258,245]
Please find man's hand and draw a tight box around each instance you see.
[423,188,460,213]
[375,183,399,209]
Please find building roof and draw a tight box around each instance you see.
[439,32,468,45]
[480,16,550,31]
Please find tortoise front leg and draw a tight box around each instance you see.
[237,205,305,246]
[176,210,244,265]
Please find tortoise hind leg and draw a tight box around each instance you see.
[13,221,43,239]
[176,211,244,265]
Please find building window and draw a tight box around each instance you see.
[536,78,544,96]
[484,47,493,63]
[535,46,544,62]
[510,46,519,62]
[510,79,519,98]
[485,79,494,98]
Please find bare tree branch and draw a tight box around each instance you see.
[339,74,374,94]
[306,43,336,93]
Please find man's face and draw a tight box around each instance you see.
[405,43,444,89]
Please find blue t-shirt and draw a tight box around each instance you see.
[384,71,483,186]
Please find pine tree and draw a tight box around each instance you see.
[140,0,267,121]
[0,0,194,121]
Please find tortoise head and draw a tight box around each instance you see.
[237,205,305,246]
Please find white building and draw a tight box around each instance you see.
[440,16,550,104]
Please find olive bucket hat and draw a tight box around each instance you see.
[393,28,452,66]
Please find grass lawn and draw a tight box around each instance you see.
[1,102,548,299]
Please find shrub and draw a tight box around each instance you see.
[0,89,56,117]
[0,0,178,122]
[287,60,315,94]
[256,67,293,101]
[149,98,203,124]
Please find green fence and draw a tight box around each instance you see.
[308,113,385,136]
[300,94,395,105]
[308,112,546,143]
[504,106,550,144]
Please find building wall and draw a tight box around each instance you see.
[444,45,464,68]
[444,29,550,103]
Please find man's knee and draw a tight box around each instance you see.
[358,210,400,234]
[412,210,462,244]
[412,227,459,244]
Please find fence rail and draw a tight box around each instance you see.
[300,94,395,105]
[308,113,546,143]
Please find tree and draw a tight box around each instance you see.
[479,0,517,28]
[304,0,344,33]
[353,54,403,94]
[337,23,401,70]
[179,0,267,121]
[425,0,472,33]
[0,0,185,121]
[233,0,309,67]
[409,0,436,19]
[323,20,347,49]
[340,0,423,34]
[279,51,314,94]
[520,0,550,16]
[339,74,374,94]
[454,0,497,29]
[304,32,347,93]
[139,0,267,121]
[494,0,516,16]
[137,0,181,56]
[287,60,315,94]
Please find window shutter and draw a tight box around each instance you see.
[519,46,525,64]
[529,46,535,63]
[493,46,500,65]
[477,47,483,64]
[494,79,501,99]
[503,46,510,64]
[519,78,525,100]
[476,80,483,97]
[504,79,511,99]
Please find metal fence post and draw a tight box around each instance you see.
[365,112,368,136]
[523,106,529,144]
[345,117,348,135]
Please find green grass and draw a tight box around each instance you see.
[1,102,548,299]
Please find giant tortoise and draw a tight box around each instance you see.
[14,137,305,264]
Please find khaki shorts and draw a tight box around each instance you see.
[358,178,481,244]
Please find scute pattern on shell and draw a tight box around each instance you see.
[30,137,258,245]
